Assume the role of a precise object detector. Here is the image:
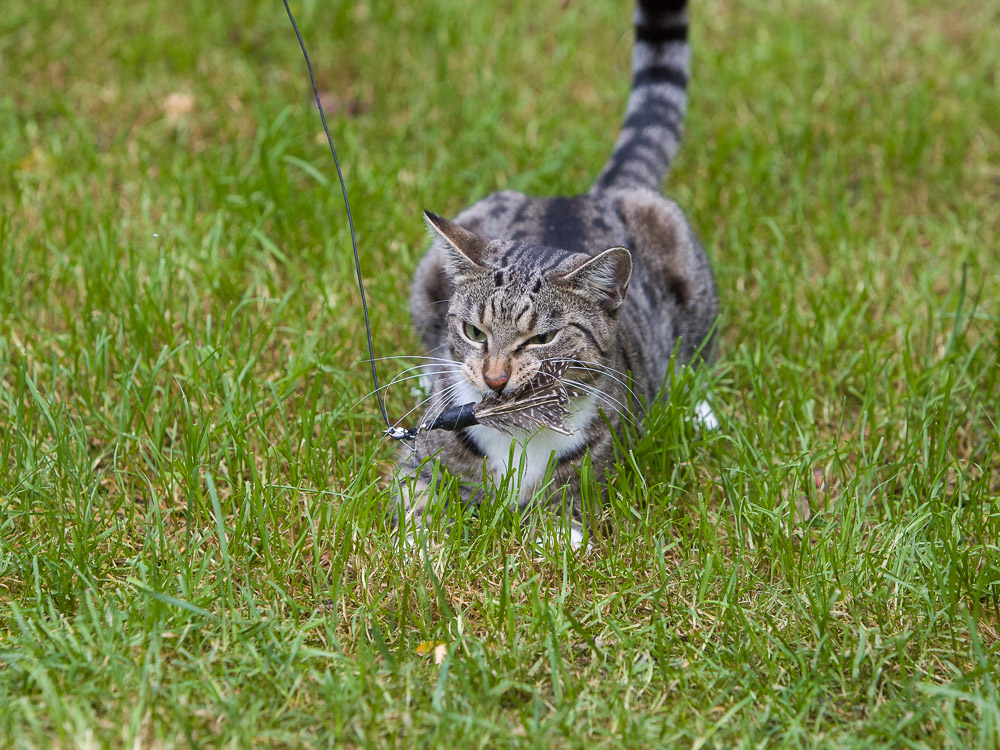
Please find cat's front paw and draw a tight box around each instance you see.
[532,523,594,554]
[694,399,719,431]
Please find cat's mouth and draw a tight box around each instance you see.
[422,354,621,438]
[466,357,576,435]
[465,353,605,400]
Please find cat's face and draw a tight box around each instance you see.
[426,212,632,398]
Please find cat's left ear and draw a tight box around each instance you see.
[557,247,633,311]
[424,210,488,277]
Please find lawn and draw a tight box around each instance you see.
[1,0,998,746]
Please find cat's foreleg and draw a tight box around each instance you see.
[520,461,598,552]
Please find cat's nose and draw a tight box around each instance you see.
[483,373,509,393]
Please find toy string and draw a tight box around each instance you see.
[282,1,489,442]
[281,0,392,432]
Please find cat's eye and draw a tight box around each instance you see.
[463,322,488,344]
[528,330,558,346]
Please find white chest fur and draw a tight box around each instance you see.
[452,380,596,504]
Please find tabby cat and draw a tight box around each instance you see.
[394,0,717,544]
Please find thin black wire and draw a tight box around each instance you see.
[282,0,392,431]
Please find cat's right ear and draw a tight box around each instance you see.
[556,246,633,311]
[424,210,487,277]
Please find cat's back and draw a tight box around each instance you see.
[453,190,627,258]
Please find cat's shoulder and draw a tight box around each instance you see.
[604,187,690,237]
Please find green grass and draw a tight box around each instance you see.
[1,0,999,746]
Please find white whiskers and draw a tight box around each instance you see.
[539,355,644,424]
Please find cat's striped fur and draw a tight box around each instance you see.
[394,0,717,536]
[594,0,692,193]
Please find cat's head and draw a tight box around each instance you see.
[425,211,632,397]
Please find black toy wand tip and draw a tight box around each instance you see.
[386,401,480,441]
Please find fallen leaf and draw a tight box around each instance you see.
[415,640,448,665]
[433,643,447,664]
[794,494,813,523]
[317,92,371,117]
[162,92,195,126]
[813,467,828,490]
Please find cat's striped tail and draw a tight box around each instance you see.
[591,0,690,194]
